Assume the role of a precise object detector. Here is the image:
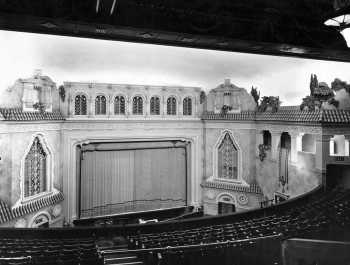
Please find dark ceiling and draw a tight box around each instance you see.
[0,0,350,61]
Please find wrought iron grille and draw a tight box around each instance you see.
[150,96,160,115]
[133,96,143,115]
[24,137,47,197]
[74,95,87,115]
[218,133,238,179]
[167,97,176,115]
[183,97,192,115]
[114,96,125,114]
[95,95,106,115]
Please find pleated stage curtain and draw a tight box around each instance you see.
[79,143,187,218]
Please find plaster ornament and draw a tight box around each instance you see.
[14,218,27,228]
[237,194,249,205]
[52,204,62,218]
[206,190,216,200]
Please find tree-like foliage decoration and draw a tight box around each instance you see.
[59,85,66,102]
[250,86,260,106]
[258,96,281,112]
[310,74,318,96]
[300,96,316,111]
[328,97,340,108]
[331,78,350,93]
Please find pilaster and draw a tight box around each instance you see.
[290,132,301,164]
[315,134,331,171]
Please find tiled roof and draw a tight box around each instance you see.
[202,108,350,124]
[0,192,64,224]
[201,112,256,121]
[255,109,321,123]
[0,200,13,224]
[320,109,350,123]
[0,108,65,121]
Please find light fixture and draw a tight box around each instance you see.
[324,5,350,47]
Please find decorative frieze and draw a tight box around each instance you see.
[201,181,262,194]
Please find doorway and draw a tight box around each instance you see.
[218,202,236,214]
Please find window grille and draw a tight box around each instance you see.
[183,97,192,116]
[133,96,143,115]
[218,133,238,179]
[24,137,47,197]
[150,96,160,115]
[167,97,176,115]
[74,95,87,115]
[95,95,106,115]
[114,96,125,114]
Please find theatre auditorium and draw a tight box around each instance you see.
[0,70,349,265]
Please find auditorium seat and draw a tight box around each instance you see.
[125,187,350,251]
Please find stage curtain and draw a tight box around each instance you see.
[80,145,186,218]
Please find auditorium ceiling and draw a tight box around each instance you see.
[0,0,350,61]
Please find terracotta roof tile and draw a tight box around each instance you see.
[0,192,64,224]
[202,108,350,124]
[0,108,65,121]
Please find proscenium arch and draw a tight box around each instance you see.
[73,136,194,219]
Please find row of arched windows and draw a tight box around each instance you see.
[74,95,193,116]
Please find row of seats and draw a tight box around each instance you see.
[127,187,350,249]
[0,237,103,265]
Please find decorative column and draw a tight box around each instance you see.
[178,96,183,117]
[68,95,73,117]
[126,95,131,117]
[162,95,167,117]
[108,95,113,117]
[144,95,149,117]
[88,95,93,117]
[270,132,281,161]
[315,134,331,171]
[290,132,300,164]
[345,135,350,156]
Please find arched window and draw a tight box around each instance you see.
[133,96,143,115]
[114,96,125,114]
[167,97,176,115]
[218,133,238,180]
[281,132,291,149]
[74,95,87,115]
[24,137,47,197]
[150,96,160,115]
[95,95,106,115]
[183,97,192,116]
